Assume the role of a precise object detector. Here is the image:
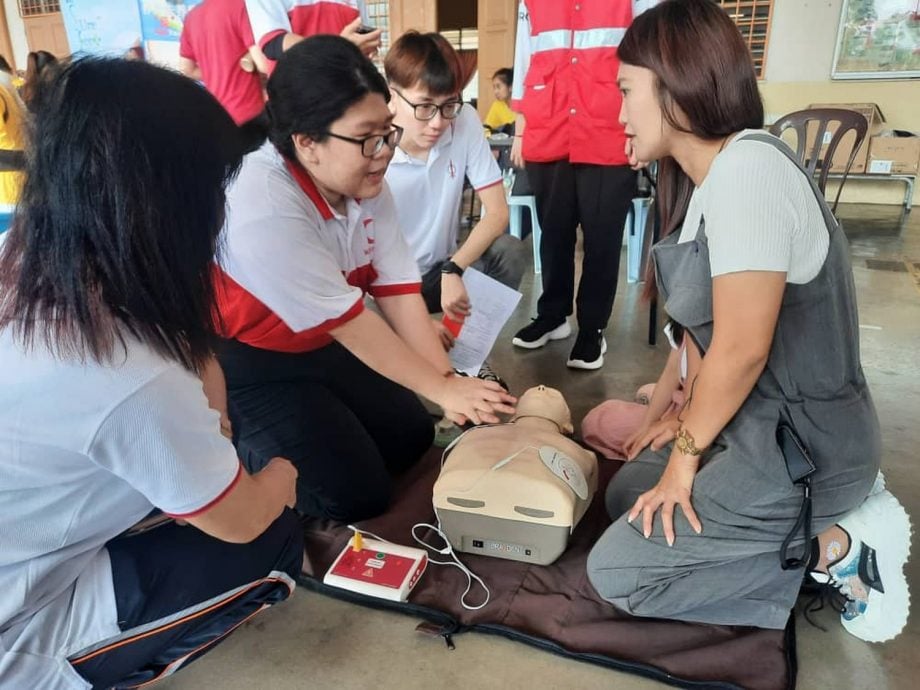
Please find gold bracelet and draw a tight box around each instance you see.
[675,427,703,456]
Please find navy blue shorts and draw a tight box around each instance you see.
[68,509,303,689]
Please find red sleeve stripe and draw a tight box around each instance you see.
[369,282,422,297]
[474,178,504,193]
[166,462,243,519]
[310,296,365,333]
[258,28,287,51]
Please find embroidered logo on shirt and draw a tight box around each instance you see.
[363,218,375,257]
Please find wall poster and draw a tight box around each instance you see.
[832,0,920,79]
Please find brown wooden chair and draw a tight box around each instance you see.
[769,108,868,214]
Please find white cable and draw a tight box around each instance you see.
[411,521,490,611]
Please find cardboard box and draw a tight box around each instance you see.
[804,103,886,174]
[867,135,920,175]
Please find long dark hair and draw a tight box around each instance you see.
[0,57,244,372]
[619,0,763,293]
[266,35,389,159]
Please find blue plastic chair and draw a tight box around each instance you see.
[508,194,542,274]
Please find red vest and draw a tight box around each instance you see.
[518,0,632,165]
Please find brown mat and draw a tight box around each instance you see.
[298,449,796,690]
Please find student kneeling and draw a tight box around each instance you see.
[0,59,302,688]
[213,37,516,525]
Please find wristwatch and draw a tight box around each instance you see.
[675,427,703,456]
[440,260,464,277]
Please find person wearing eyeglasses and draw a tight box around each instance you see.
[383,31,524,335]
[212,36,516,523]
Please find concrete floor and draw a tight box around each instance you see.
[162,204,920,690]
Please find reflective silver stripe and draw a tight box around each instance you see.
[532,29,573,53]
[573,27,627,50]
[532,27,628,54]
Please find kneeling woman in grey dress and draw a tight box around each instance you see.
[587,0,910,643]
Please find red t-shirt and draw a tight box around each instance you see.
[179,0,265,125]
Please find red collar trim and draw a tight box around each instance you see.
[283,157,334,221]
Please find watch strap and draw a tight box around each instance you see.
[440,260,464,276]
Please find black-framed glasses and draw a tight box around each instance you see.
[324,125,404,158]
[392,88,463,121]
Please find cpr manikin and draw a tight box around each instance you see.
[433,386,598,565]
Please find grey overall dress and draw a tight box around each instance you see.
[586,133,881,629]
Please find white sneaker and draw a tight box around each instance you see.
[812,489,911,643]
[869,470,886,496]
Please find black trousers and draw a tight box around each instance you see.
[70,510,302,688]
[526,161,637,331]
[218,338,434,522]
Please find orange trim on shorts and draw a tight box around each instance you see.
[124,604,272,688]
[69,576,293,665]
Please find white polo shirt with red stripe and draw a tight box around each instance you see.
[245,0,359,52]
[0,330,240,688]
[385,104,503,275]
[216,142,422,353]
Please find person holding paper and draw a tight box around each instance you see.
[213,37,516,523]
[383,31,525,333]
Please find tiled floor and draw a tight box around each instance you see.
[162,203,919,690]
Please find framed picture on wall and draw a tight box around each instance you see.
[832,0,920,79]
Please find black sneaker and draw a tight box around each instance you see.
[566,329,607,370]
[512,316,571,349]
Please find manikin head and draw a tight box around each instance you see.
[511,386,574,435]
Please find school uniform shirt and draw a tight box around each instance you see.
[0,331,240,689]
[244,0,359,53]
[215,142,422,353]
[385,104,503,275]
[179,0,265,125]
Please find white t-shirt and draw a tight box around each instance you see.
[0,330,240,689]
[678,130,831,284]
[385,104,502,275]
[217,142,422,353]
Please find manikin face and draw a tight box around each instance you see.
[390,82,462,153]
[293,92,396,201]
[513,386,573,434]
[492,77,510,102]
[617,63,672,163]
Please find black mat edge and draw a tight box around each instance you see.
[296,573,796,690]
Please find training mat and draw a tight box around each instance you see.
[298,448,796,690]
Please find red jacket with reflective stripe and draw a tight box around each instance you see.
[513,0,632,165]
